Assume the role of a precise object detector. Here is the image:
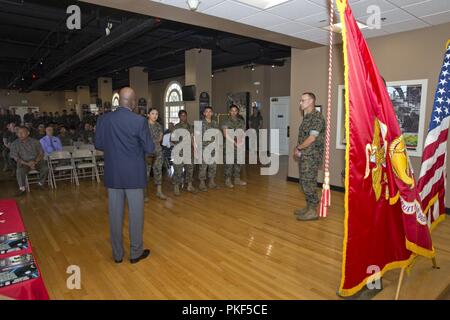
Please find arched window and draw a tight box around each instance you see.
[164,82,184,128]
[112,92,120,111]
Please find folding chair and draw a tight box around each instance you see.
[62,145,75,153]
[94,150,104,176]
[78,144,95,151]
[72,149,100,183]
[48,151,78,188]
[162,145,173,175]
[25,157,53,192]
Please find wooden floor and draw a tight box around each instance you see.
[0,157,449,300]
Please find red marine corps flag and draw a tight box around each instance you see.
[336,0,435,297]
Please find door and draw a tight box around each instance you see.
[270,96,290,155]
[9,106,39,124]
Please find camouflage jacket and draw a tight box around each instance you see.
[201,119,219,146]
[173,121,193,146]
[149,121,163,153]
[298,110,325,161]
[221,116,245,131]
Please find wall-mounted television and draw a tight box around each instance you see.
[182,85,196,101]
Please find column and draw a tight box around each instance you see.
[76,85,90,116]
[129,67,149,110]
[185,48,212,123]
[97,77,112,108]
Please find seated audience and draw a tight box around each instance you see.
[10,126,48,196]
[40,126,63,156]
[57,126,73,146]
[2,122,17,172]
[35,124,46,140]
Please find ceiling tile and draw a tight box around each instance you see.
[153,0,226,11]
[203,0,260,20]
[385,0,428,7]
[239,11,290,28]
[349,0,397,18]
[197,0,226,11]
[381,18,430,33]
[359,8,416,25]
[402,0,450,17]
[266,0,324,21]
[361,27,389,38]
[420,10,450,25]
[296,11,337,28]
[267,21,315,34]
[308,0,361,7]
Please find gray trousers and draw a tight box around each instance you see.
[16,161,48,188]
[107,188,144,261]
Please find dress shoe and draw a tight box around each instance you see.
[37,183,46,190]
[114,259,123,264]
[16,189,26,197]
[130,249,150,264]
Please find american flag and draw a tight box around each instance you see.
[418,41,450,230]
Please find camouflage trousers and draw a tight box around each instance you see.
[147,151,163,186]
[173,160,194,185]
[298,156,320,207]
[198,163,217,181]
[224,147,242,178]
[199,148,217,181]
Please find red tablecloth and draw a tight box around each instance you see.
[0,199,49,300]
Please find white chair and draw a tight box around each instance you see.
[48,151,78,188]
[25,158,53,192]
[94,150,104,176]
[72,149,100,183]
[62,145,75,153]
[78,144,95,151]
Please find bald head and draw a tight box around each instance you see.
[119,87,136,110]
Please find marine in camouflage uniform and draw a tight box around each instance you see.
[198,117,220,191]
[221,111,246,187]
[146,120,167,200]
[172,116,197,194]
[296,108,325,219]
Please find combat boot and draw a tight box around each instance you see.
[156,185,167,200]
[199,180,208,192]
[296,206,319,221]
[234,177,247,186]
[293,204,309,217]
[208,177,219,189]
[174,184,181,196]
[187,182,198,193]
[225,178,234,188]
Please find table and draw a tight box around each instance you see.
[0,199,49,300]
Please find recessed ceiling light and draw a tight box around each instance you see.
[323,21,368,33]
[236,0,290,10]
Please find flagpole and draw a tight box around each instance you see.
[394,267,406,300]
[319,0,335,218]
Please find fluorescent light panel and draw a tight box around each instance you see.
[236,0,290,10]
[323,21,368,33]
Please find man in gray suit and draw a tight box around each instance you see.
[95,87,155,264]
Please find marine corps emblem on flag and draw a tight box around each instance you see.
[364,118,388,201]
[390,136,415,189]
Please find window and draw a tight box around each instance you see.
[164,82,184,129]
[112,92,120,111]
